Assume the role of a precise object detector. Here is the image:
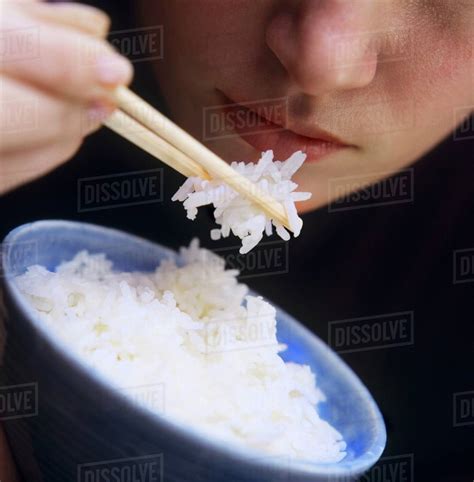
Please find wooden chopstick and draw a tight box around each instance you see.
[104,111,210,180]
[106,87,291,231]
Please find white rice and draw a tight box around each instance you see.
[15,240,346,462]
[172,151,312,254]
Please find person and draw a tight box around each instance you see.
[1,1,473,480]
[2,0,473,207]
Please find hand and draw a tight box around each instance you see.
[0,0,134,194]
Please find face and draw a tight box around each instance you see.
[140,0,474,212]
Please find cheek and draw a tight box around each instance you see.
[409,31,474,116]
[359,31,474,158]
[158,1,261,68]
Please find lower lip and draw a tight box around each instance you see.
[239,128,346,163]
[221,104,348,163]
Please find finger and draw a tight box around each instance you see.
[0,9,133,103]
[14,2,111,38]
[1,136,84,194]
[0,76,113,153]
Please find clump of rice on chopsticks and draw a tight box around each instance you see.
[172,150,311,254]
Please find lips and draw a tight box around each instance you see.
[217,92,352,163]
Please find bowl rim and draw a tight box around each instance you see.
[2,219,386,478]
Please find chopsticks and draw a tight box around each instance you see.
[103,86,291,230]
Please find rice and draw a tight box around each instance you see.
[15,240,346,463]
[172,150,312,254]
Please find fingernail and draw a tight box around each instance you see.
[96,54,133,86]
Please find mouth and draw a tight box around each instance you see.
[216,91,354,163]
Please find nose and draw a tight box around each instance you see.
[266,0,379,96]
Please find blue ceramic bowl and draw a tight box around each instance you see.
[1,220,386,482]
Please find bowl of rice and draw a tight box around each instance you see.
[0,220,386,482]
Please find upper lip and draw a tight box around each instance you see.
[219,90,351,146]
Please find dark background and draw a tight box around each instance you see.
[1,1,473,481]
